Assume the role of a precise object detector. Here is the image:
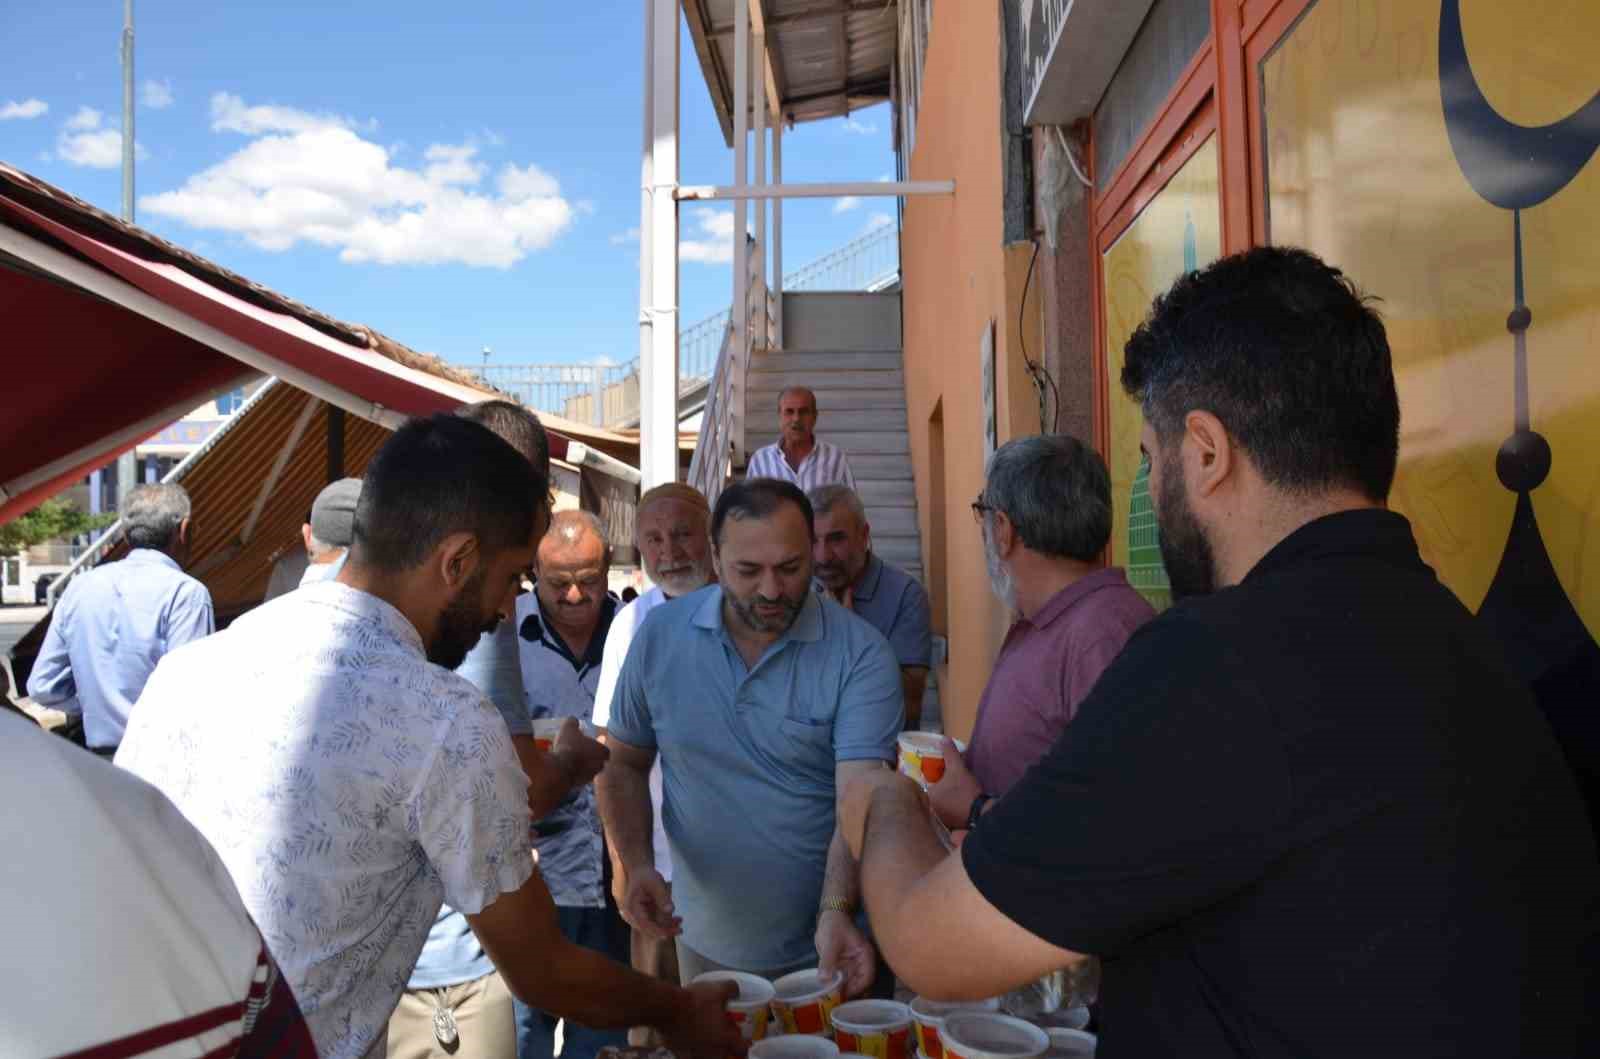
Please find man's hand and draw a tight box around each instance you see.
[621,865,682,940]
[816,908,877,999]
[662,980,747,1059]
[840,769,923,860]
[927,737,983,831]
[551,717,609,789]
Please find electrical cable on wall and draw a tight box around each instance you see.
[1017,236,1062,435]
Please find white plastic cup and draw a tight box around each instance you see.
[751,1035,842,1059]
[772,968,847,1036]
[897,733,966,788]
[692,970,777,1045]
[532,717,566,751]
[1034,1007,1089,1032]
[908,996,1002,1059]
[830,1000,914,1059]
[1044,1028,1096,1058]
[940,1013,1050,1059]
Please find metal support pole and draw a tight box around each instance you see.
[773,118,784,349]
[115,0,137,513]
[591,364,605,427]
[644,0,681,488]
[753,30,767,350]
[732,0,749,367]
[638,0,657,478]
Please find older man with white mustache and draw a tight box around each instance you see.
[591,482,716,1040]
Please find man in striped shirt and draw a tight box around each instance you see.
[745,386,857,491]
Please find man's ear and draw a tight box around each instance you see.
[176,517,192,549]
[435,532,481,590]
[1183,410,1235,500]
[302,524,314,551]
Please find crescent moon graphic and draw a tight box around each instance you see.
[1439,0,1600,210]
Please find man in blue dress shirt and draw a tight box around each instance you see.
[28,482,213,756]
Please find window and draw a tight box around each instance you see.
[216,388,245,415]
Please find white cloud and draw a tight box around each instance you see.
[140,92,574,268]
[56,106,146,168]
[65,105,101,131]
[877,171,894,182]
[679,209,735,264]
[833,196,861,215]
[140,79,174,109]
[866,212,894,231]
[0,98,48,121]
[610,227,640,245]
[209,92,361,136]
[844,115,877,135]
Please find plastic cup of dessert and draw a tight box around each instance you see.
[772,968,847,1036]
[751,1035,842,1059]
[940,1012,1050,1059]
[691,970,776,1044]
[830,1000,914,1059]
[897,733,967,787]
[908,996,1002,1059]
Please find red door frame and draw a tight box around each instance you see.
[1088,0,1313,458]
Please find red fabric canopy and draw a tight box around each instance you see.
[0,183,577,526]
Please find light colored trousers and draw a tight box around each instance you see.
[387,971,517,1059]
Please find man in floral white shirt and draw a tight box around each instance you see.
[119,414,740,1059]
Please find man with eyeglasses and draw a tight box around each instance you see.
[927,435,1153,835]
[513,509,629,1059]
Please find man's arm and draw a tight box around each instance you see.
[166,583,215,649]
[26,598,77,709]
[817,758,885,997]
[596,734,680,938]
[469,869,740,1057]
[841,772,1085,1001]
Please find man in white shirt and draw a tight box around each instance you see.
[2,709,318,1058]
[744,386,856,491]
[262,477,362,602]
[118,415,739,1059]
[592,482,715,1043]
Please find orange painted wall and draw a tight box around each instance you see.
[901,1,1044,738]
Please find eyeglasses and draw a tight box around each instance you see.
[971,494,997,525]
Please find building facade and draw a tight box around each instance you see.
[897,0,1600,736]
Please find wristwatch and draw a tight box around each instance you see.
[819,896,855,917]
[966,792,992,832]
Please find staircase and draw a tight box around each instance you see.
[743,292,922,582]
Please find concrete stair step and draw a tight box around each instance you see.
[744,389,907,411]
[747,431,909,456]
[875,536,923,566]
[748,350,903,373]
[862,507,920,536]
[858,479,917,506]
[747,369,904,391]
[842,453,915,479]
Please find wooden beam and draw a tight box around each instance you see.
[748,0,784,122]
[709,1,880,35]
[237,389,319,546]
[834,0,850,94]
[683,0,735,145]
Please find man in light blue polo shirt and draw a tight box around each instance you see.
[597,478,903,995]
[810,485,933,730]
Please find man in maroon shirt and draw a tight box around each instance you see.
[929,434,1153,831]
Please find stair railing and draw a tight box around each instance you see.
[689,241,768,507]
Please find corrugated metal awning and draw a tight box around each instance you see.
[684,0,898,145]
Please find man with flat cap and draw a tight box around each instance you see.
[264,477,364,602]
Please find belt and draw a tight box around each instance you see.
[89,745,119,759]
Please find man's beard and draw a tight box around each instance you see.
[814,556,860,592]
[1155,456,1217,600]
[981,517,1018,613]
[727,588,804,635]
[428,567,498,670]
[654,559,711,599]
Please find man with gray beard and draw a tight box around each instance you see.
[927,435,1153,833]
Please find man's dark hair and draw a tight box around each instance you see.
[1121,245,1400,502]
[711,477,814,549]
[982,434,1111,562]
[352,414,541,572]
[456,400,550,479]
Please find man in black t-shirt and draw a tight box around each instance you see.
[840,247,1600,1058]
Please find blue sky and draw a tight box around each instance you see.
[0,0,897,371]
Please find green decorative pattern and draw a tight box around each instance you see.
[1127,456,1171,611]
